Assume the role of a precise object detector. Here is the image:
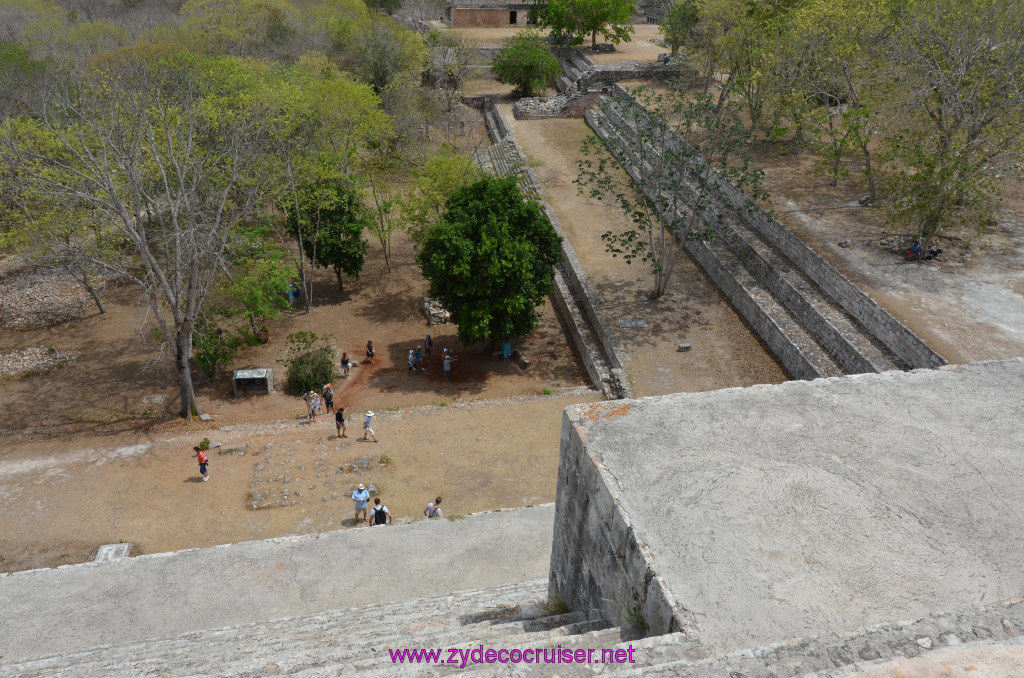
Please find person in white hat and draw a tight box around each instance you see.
[351,483,370,524]
[363,411,378,442]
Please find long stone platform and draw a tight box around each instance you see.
[0,504,554,664]
[551,359,1024,657]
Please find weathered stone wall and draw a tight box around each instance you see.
[450,8,514,27]
[548,406,682,634]
[607,83,946,371]
[684,237,823,380]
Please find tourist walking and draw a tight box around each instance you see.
[369,497,391,526]
[408,348,416,374]
[365,340,375,364]
[352,483,370,524]
[424,497,442,518]
[422,333,433,357]
[335,407,347,438]
[415,346,424,372]
[322,383,335,413]
[341,352,351,378]
[192,446,209,482]
[306,392,318,423]
[363,410,378,442]
[443,350,457,381]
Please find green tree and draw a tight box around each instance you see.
[531,0,636,49]
[491,30,561,97]
[417,176,562,346]
[283,180,371,292]
[401,146,481,243]
[179,0,300,58]
[660,0,700,57]
[880,0,1024,246]
[578,85,764,299]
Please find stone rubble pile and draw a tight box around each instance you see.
[422,297,451,325]
[0,267,89,331]
[0,347,77,379]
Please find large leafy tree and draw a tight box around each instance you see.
[660,0,700,57]
[417,176,562,346]
[531,0,636,49]
[283,180,371,292]
[880,0,1024,245]
[492,30,561,97]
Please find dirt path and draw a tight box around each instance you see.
[503,110,788,396]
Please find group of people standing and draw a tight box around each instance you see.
[351,484,443,526]
[407,333,458,381]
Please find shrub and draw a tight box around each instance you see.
[277,331,337,395]
[492,30,561,97]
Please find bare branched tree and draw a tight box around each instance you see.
[1,55,275,417]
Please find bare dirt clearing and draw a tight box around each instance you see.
[0,230,592,572]
[0,390,597,574]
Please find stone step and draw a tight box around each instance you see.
[590,99,899,379]
[587,105,843,379]
[0,504,556,665]
[1,579,554,677]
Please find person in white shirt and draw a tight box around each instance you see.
[424,497,442,518]
[363,410,378,443]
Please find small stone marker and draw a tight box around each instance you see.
[677,343,692,352]
[94,543,131,562]
[618,318,648,330]
[142,394,165,405]
[199,413,212,421]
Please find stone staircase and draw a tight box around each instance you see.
[556,54,593,94]
[586,95,908,380]
[0,579,677,677]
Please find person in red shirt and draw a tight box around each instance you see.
[192,446,209,482]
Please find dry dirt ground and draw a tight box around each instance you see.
[0,233,597,572]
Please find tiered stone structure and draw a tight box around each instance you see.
[585,87,946,379]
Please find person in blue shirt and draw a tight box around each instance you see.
[351,483,370,524]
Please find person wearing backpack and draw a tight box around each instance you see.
[424,497,442,518]
[369,497,391,526]
[192,446,209,482]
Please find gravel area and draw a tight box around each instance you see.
[0,267,90,331]
[0,347,77,379]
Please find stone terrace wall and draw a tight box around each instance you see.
[549,405,683,634]
[608,83,946,370]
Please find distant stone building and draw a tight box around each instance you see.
[443,0,537,27]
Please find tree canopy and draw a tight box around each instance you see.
[492,30,561,97]
[417,176,562,345]
[531,0,636,49]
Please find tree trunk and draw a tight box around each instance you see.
[592,31,597,49]
[333,265,344,291]
[860,142,877,203]
[76,270,106,314]
[175,330,201,418]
